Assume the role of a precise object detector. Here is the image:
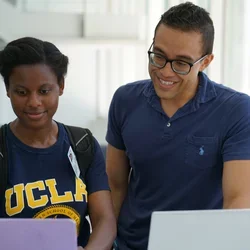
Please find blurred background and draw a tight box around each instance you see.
[0,0,249,144]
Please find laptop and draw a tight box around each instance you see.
[0,218,77,250]
[148,209,250,250]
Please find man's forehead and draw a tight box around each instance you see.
[154,25,204,60]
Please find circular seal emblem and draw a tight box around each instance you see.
[33,204,81,234]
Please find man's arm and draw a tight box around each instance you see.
[223,160,250,208]
[106,144,131,220]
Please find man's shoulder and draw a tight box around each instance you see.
[210,80,250,104]
[209,81,250,117]
[114,79,151,100]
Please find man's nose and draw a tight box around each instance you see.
[160,62,176,76]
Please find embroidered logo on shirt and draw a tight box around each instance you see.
[34,204,81,234]
[199,146,205,155]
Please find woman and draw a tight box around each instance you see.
[0,37,116,250]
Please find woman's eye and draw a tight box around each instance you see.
[15,90,26,95]
[40,89,50,94]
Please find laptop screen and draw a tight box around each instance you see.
[0,218,77,250]
[148,209,250,250]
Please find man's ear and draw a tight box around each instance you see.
[59,78,65,96]
[199,54,214,72]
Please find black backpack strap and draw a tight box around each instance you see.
[63,124,95,180]
[0,124,8,210]
[63,124,95,230]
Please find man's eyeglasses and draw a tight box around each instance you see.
[147,43,207,75]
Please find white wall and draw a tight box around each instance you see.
[23,0,85,13]
[56,39,148,143]
[0,0,147,44]
[0,0,83,41]
[22,0,147,15]
[241,0,250,94]
[0,80,15,124]
[84,14,146,40]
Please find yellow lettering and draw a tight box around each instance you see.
[45,179,73,204]
[5,184,25,216]
[26,181,48,209]
[74,178,88,202]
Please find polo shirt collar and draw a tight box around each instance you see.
[196,72,217,104]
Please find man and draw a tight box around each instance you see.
[106,2,250,250]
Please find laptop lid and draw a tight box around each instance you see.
[0,218,77,250]
[148,209,250,250]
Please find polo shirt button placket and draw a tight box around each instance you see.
[162,121,172,140]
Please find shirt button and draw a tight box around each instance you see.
[167,122,171,127]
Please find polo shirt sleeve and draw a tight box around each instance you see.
[85,137,110,194]
[106,86,126,150]
[222,94,250,162]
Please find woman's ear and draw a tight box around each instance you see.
[59,78,65,96]
[6,85,10,98]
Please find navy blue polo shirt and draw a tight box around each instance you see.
[106,72,250,250]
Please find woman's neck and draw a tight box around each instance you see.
[10,119,59,148]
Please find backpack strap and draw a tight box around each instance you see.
[63,124,95,180]
[63,124,95,229]
[0,124,8,210]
